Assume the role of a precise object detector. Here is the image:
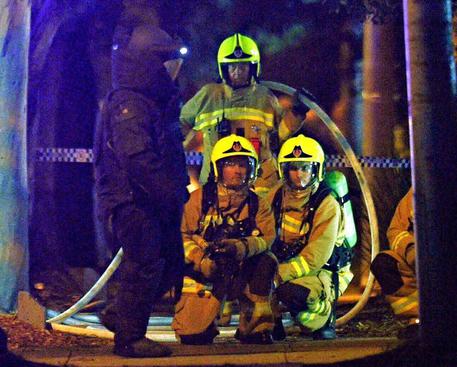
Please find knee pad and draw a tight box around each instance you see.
[276,283,310,314]
[249,253,277,296]
[371,253,403,294]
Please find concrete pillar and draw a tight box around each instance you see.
[0,0,31,312]
[403,0,457,350]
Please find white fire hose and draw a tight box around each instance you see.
[47,81,379,328]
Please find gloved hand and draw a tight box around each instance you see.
[196,255,218,279]
[217,239,248,262]
[292,87,317,116]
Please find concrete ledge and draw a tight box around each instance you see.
[19,337,401,366]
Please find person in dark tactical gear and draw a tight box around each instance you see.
[94,14,189,357]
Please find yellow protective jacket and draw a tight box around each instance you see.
[266,184,346,282]
[374,187,417,319]
[181,184,276,267]
[387,187,414,261]
[180,83,303,193]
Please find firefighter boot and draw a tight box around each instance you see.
[114,337,172,358]
[312,309,337,340]
[179,323,219,345]
[235,295,273,344]
[271,294,286,341]
[99,303,117,333]
[272,316,286,341]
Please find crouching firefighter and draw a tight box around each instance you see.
[172,135,277,344]
[370,187,419,339]
[267,135,356,340]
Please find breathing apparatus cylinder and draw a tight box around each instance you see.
[324,171,357,248]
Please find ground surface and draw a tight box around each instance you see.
[0,268,409,355]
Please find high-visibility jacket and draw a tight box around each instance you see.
[182,184,276,264]
[180,83,303,195]
[173,184,277,338]
[387,187,414,261]
[267,183,352,331]
[266,184,347,281]
[372,187,418,320]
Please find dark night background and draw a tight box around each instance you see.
[28,0,410,286]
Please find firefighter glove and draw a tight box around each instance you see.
[292,87,317,116]
[218,239,248,261]
[197,255,218,279]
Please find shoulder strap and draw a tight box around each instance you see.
[271,186,283,228]
[248,190,259,229]
[304,183,335,243]
[202,182,218,218]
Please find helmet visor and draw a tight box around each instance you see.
[282,161,319,189]
[218,156,256,188]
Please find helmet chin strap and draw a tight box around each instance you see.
[220,180,249,191]
[287,180,319,193]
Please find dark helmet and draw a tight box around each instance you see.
[111,23,185,97]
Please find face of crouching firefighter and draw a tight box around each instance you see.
[285,161,319,190]
[220,156,252,190]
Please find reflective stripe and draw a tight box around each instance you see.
[253,186,270,197]
[297,310,316,324]
[338,272,353,292]
[391,290,419,315]
[252,302,272,317]
[194,107,275,130]
[183,240,199,262]
[182,276,213,296]
[253,237,268,255]
[391,231,410,251]
[290,256,310,277]
[308,299,329,315]
[200,213,217,237]
[282,214,307,235]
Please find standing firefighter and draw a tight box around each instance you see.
[180,33,308,196]
[371,187,419,338]
[172,135,277,344]
[267,135,355,340]
[94,20,189,357]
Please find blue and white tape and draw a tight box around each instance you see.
[36,148,411,169]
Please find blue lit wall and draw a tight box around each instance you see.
[0,1,30,313]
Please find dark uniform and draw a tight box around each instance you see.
[94,22,188,357]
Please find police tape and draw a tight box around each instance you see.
[36,147,411,169]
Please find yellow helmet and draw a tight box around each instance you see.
[211,134,259,184]
[217,33,260,83]
[278,135,325,189]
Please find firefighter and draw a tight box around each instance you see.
[267,135,353,340]
[172,135,277,345]
[371,187,419,338]
[180,33,309,197]
[94,17,189,357]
